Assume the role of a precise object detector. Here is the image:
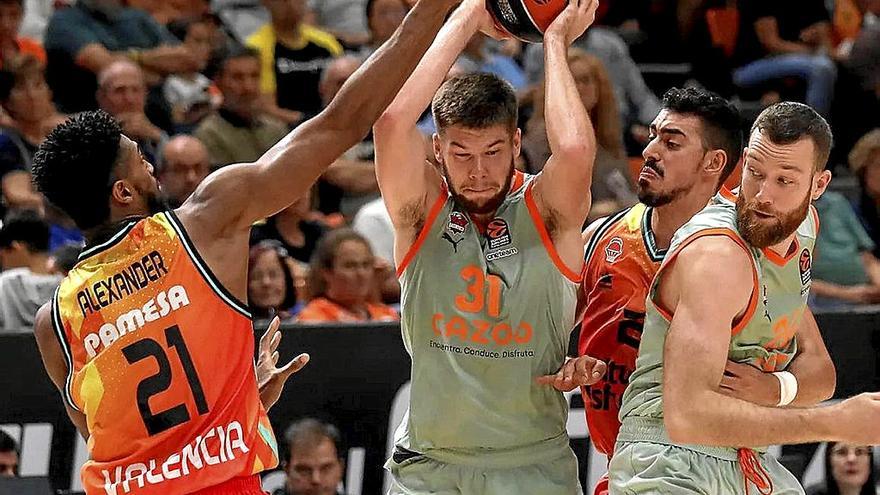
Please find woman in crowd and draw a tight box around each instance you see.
[297,228,398,323]
[248,240,302,320]
[522,48,636,221]
[807,443,878,495]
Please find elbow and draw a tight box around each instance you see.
[664,398,704,444]
[553,142,594,168]
[374,107,408,136]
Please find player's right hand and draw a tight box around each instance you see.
[545,0,599,46]
[257,316,310,411]
[830,392,880,444]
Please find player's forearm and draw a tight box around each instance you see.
[322,0,457,136]
[542,36,595,160]
[378,2,480,129]
[665,388,837,447]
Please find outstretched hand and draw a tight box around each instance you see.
[536,355,607,392]
[545,0,600,46]
[257,316,310,410]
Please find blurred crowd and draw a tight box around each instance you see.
[0,0,874,328]
[0,0,876,492]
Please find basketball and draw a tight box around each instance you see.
[486,0,569,43]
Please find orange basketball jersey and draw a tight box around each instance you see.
[578,204,664,456]
[51,212,278,495]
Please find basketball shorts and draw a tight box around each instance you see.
[385,446,582,495]
[609,419,804,495]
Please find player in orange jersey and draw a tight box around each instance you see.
[574,88,837,495]
[28,1,470,493]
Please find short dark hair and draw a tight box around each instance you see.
[51,243,82,274]
[0,0,23,8]
[0,54,44,105]
[0,429,18,454]
[0,209,50,252]
[32,110,124,230]
[432,72,518,134]
[662,87,744,187]
[218,44,260,76]
[750,101,833,171]
[284,418,342,464]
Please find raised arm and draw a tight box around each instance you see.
[177,0,459,233]
[530,0,599,233]
[372,0,489,242]
[662,236,880,447]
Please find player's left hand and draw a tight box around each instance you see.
[719,360,781,407]
[257,316,310,410]
[536,355,607,392]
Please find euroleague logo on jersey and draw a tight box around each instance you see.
[799,248,812,286]
[605,237,624,263]
[486,218,512,249]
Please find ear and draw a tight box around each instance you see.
[812,169,832,201]
[512,128,522,158]
[110,179,134,206]
[432,133,442,164]
[704,149,726,178]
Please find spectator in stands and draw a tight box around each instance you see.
[0,430,17,477]
[806,443,877,495]
[251,187,326,264]
[0,210,61,331]
[317,56,380,218]
[298,229,398,323]
[810,189,880,309]
[0,54,63,211]
[47,243,80,276]
[164,15,220,130]
[129,0,211,26]
[308,0,369,48]
[522,27,661,153]
[43,0,199,112]
[0,0,45,67]
[96,60,167,164]
[352,196,393,265]
[732,0,837,117]
[458,33,526,90]
[846,0,879,99]
[20,0,54,43]
[274,418,344,495]
[851,129,880,256]
[247,0,342,122]
[248,240,301,320]
[156,135,210,208]
[524,49,636,220]
[360,0,407,58]
[194,46,288,167]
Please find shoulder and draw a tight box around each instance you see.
[296,298,334,322]
[246,24,275,49]
[301,25,342,54]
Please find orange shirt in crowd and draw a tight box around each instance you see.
[296,297,399,323]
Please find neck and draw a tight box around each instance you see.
[766,232,798,257]
[650,191,714,250]
[325,292,367,315]
[469,211,496,227]
[839,485,862,495]
[273,19,301,39]
[16,119,45,142]
[26,253,51,275]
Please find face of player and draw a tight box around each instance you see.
[435,124,519,215]
[0,450,17,477]
[287,439,343,495]
[249,250,287,310]
[829,443,872,491]
[118,136,167,216]
[638,110,708,207]
[323,240,374,307]
[736,129,831,249]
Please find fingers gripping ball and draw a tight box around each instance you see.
[486,0,569,43]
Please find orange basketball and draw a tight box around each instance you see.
[486,0,569,43]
